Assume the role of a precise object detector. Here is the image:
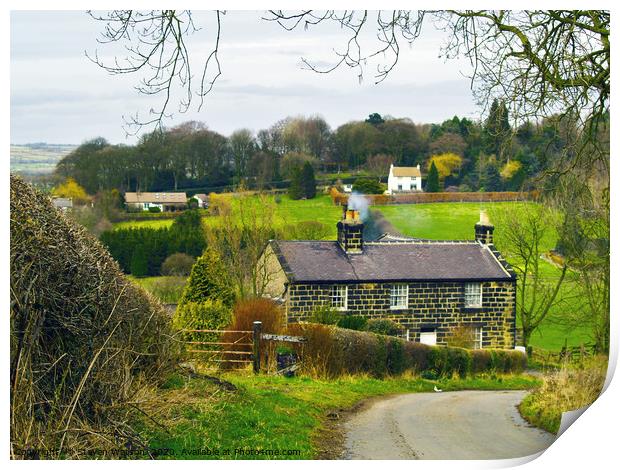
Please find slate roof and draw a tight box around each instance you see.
[391,166,421,177]
[270,240,513,283]
[125,192,187,204]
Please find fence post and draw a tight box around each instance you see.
[253,321,262,374]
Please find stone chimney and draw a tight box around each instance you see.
[475,210,495,245]
[337,207,364,254]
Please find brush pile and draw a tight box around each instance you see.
[10,175,176,459]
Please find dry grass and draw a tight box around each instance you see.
[10,175,177,459]
[519,356,608,433]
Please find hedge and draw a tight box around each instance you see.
[286,323,527,378]
[329,187,537,206]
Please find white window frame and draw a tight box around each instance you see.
[330,285,348,311]
[390,284,409,310]
[464,283,483,308]
[474,327,483,349]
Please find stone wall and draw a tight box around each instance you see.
[286,280,516,349]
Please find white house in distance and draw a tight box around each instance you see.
[386,164,423,194]
[190,193,209,209]
[124,192,187,212]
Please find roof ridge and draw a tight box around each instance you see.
[367,239,477,245]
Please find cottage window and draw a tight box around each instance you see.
[331,285,348,311]
[464,283,482,308]
[390,284,409,309]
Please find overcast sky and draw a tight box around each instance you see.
[11,10,480,145]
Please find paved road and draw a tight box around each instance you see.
[344,390,556,460]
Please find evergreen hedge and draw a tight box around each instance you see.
[100,210,206,276]
[286,323,527,378]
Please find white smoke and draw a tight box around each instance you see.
[348,192,370,221]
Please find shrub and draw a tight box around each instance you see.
[10,175,174,457]
[161,252,195,276]
[446,324,477,349]
[227,297,286,334]
[404,341,432,372]
[518,356,607,433]
[386,337,407,375]
[286,322,336,377]
[92,217,113,237]
[283,323,526,379]
[179,247,235,307]
[471,349,492,373]
[352,177,385,194]
[223,298,286,371]
[446,347,473,378]
[148,206,161,213]
[366,318,404,336]
[329,187,348,206]
[337,315,368,331]
[310,304,341,325]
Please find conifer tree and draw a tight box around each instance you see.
[179,247,235,307]
[288,167,303,200]
[301,161,316,199]
[130,243,149,277]
[426,161,441,192]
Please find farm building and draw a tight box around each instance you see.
[51,197,73,211]
[387,164,423,193]
[124,192,187,212]
[259,208,517,349]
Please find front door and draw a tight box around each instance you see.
[419,331,437,346]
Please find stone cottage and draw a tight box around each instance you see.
[259,208,517,349]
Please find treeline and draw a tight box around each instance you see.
[55,103,602,194]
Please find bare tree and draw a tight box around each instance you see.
[90,10,609,159]
[551,169,610,353]
[492,204,571,348]
[205,191,278,299]
[87,10,223,134]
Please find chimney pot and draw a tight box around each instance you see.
[475,210,494,245]
[337,210,364,254]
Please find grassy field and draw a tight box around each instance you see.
[10,143,76,175]
[375,201,590,350]
[114,194,342,237]
[137,370,541,460]
[128,275,187,303]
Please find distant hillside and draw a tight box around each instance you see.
[10,143,76,175]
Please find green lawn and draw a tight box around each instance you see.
[138,371,541,460]
[128,275,187,303]
[375,201,538,241]
[114,194,341,238]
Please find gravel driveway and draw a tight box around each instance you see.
[344,390,556,460]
